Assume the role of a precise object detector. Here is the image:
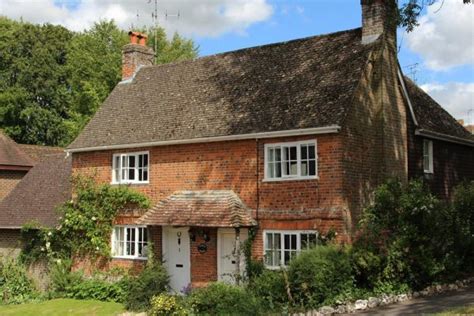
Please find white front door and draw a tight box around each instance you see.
[163,227,191,293]
[218,228,248,284]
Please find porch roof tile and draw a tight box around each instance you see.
[137,190,256,228]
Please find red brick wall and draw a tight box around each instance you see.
[0,170,27,201]
[72,134,350,270]
[190,228,217,287]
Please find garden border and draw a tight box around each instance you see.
[299,276,474,315]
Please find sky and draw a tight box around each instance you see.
[1,0,473,123]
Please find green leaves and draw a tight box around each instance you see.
[0,17,198,146]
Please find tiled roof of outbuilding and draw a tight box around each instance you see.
[18,144,64,164]
[68,28,374,150]
[0,131,34,169]
[405,78,474,142]
[137,191,256,228]
[0,154,71,228]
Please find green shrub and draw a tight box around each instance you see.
[248,269,288,310]
[0,258,38,304]
[49,259,83,297]
[124,263,169,311]
[65,278,127,302]
[149,293,187,316]
[188,282,261,315]
[353,179,474,290]
[451,181,474,271]
[288,245,353,308]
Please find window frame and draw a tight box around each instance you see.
[111,225,148,260]
[264,140,318,182]
[111,151,150,184]
[423,140,434,174]
[263,230,319,269]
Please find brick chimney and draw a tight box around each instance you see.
[122,31,155,81]
[361,0,398,45]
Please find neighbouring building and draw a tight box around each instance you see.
[59,0,474,291]
[0,154,71,258]
[0,131,34,201]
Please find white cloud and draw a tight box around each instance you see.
[406,0,474,70]
[0,0,273,37]
[421,82,474,123]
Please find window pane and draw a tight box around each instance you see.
[121,156,127,168]
[291,234,297,250]
[290,146,297,160]
[138,168,143,181]
[301,145,308,159]
[309,161,316,176]
[275,163,282,177]
[266,233,273,249]
[268,163,275,178]
[265,250,274,266]
[275,148,281,162]
[290,162,298,175]
[309,145,315,159]
[143,154,149,167]
[284,234,290,250]
[274,233,281,249]
[128,168,135,180]
[143,170,148,181]
[301,161,308,176]
[128,155,136,168]
[138,155,143,168]
[268,148,274,162]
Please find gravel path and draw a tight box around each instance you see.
[352,283,474,315]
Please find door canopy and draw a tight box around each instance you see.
[137,190,256,228]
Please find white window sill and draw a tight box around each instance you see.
[110,181,150,186]
[264,265,287,270]
[262,176,319,183]
[111,256,148,261]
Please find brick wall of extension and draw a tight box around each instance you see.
[72,134,351,272]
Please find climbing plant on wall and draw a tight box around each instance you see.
[21,176,150,263]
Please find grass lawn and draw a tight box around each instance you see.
[435,305,474,315]
[0,299,125,316]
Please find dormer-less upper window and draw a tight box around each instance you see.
[264,140,318,181]
[112,152,149,184]
[423,140,433,174]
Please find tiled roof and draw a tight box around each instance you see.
[0,153,71,228]
[405,78,474,142]
[18,144,64,164]
[69,28,375,150]
[0,131,34,169]
[137,191,256,228]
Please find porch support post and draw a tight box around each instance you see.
[234,227,241,285]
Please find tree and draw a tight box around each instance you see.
[399,0,471,32]
[0,18,74,145]
[0,17,198,146]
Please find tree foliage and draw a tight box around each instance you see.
[399,0,471,32]
[0,17,198,146]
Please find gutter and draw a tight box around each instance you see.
[416,129,474,147]
[66,125,341,153]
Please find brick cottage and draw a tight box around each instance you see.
[66,0,473,291]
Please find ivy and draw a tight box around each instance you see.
[21,175,150,262]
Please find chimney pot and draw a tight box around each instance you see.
[128,31,140,45]
[138,33,148,46]
[122,31,155,81]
